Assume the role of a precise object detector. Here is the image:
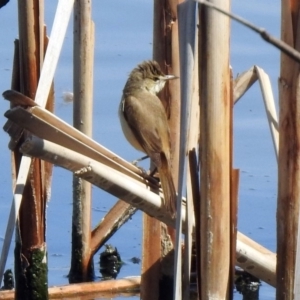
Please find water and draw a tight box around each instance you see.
[0,0,280,299]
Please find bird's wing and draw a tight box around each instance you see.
[123,94,164,155]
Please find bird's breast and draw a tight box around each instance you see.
[118,98,145,153]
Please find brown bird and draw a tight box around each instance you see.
[119,60,178,216]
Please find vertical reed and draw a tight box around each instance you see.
[183,26,199,300]
[14,1,51,298]
[141,1,182,299]
[69,0,95,283]
[277,1,300,299]
[198,0,231,298]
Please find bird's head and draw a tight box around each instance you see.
[125,61,178,95]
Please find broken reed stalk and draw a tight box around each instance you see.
[255,66,279,161]
[69,0,95,283]
[233,67,257,103]
[277,1,300,299]
[198,0,231,298]
[233,66,279,160]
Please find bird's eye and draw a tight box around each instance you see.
[154,77,160,82]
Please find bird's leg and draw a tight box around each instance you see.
[149,166,158,177]
[131,157,160,184]
[131,155,150,177]
[132,155,149,166]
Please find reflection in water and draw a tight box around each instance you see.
[235,269,260,300]
[99,244,122,280]
[0,269,14,290]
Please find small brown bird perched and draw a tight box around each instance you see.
[119,60,178,216]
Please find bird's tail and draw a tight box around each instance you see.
[159,153,177,217]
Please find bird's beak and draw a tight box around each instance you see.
[163,74,179,81]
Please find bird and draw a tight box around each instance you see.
[119,60,178,216]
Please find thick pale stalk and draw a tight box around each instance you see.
[236,232,276,287]
[198,0,231,298]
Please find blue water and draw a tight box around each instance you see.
[0,0,280,299]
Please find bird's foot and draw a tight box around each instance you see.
[136,166,149,176]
